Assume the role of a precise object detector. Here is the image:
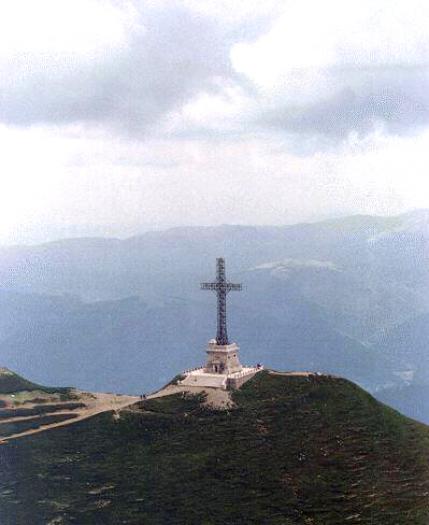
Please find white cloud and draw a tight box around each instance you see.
[229,0,429,139]
[0,0,129,58]
[1,0,428,140]
[0,1,234,130]
[0,0,428,243]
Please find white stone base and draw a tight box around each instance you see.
[205,341,242,374]
[178,366,263,390]
[179,369,227,389]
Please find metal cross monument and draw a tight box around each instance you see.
[201,258,242,346]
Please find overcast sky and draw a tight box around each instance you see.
[1,0,428,243]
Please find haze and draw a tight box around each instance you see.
[1,0,428,244]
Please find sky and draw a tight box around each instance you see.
[1,0,428,244]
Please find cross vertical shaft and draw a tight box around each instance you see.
[201,258,242,346]
[216,257,228,345]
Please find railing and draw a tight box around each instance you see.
[182,365,264,379]
[182,366,204,374]
[227,366,263,379]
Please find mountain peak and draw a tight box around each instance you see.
[1,370,428,524]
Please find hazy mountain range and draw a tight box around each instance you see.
[0,210,427,420]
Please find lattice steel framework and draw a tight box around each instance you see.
[201,258,242,345]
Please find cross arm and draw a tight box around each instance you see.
[201,283,219,290]
[201,282,242,291]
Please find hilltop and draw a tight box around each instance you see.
[1,371,428,524]
[0,367,69,395]
[0,369,138,441]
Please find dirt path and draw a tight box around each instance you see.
[1,373,262,443]
[0,393,139,443]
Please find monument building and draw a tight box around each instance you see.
[179,258,261,390]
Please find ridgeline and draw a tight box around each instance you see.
[0,367,70,395]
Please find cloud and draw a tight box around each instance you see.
[258,68,429,139]
[1,1,429,245]
[0,1,235,132]
[0,0,428,144]
[231,0,429,141]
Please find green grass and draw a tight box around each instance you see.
[140,391,206,414]
[0,371,428,524]
[0,368,71,395]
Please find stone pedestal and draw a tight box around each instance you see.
[204,340,243,375]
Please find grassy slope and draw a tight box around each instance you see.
[1,371,428,525]
[0,368,70,395]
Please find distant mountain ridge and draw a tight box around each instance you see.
[0,210,427,421]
